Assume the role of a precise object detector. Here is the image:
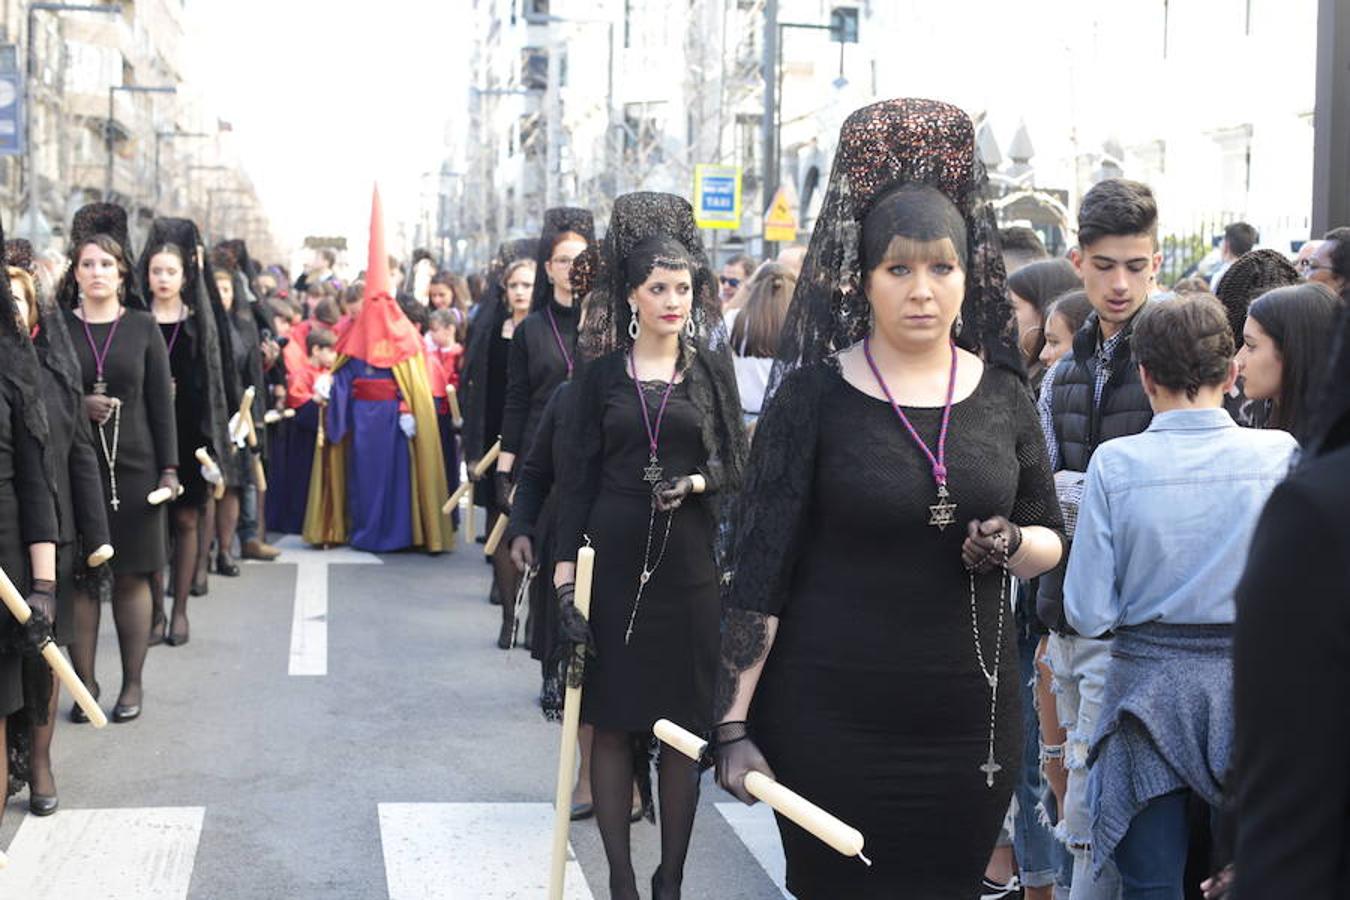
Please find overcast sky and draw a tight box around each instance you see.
[187,0,470,259]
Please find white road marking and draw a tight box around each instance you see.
[268,534,382,677]
[716,802,789,897]
[379,802,594,899]
[0,807,205,899]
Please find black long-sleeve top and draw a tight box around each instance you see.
[506,382,570,542]
[0,376,58,557]
[1232,443,1350,900]
[501,299,577,458]
[35,336,110,550]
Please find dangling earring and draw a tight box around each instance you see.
[628,305,640,340]
[953,313,964,336]
[685,314,697,340]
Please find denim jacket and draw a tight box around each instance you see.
[1064,408,1298,638]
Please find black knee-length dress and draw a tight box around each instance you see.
[558,360,721,734]
[66,308,177,574]
[0,369,59,715]
[729,360,1063,898]
[160,315,210,507]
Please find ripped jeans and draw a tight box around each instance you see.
[1045,633,1122,900]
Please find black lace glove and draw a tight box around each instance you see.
[158,468,181,497]
[509,534,535,573]
[556,582,595,658]
[653,476,694,512]
[713,721,776,805]
[25,578,57,627]
[494,471,513,513]
[962,516,1022,574]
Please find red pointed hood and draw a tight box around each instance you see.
[333,185,422,368]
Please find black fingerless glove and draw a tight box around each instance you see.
[494,471,513,513]
[556,582,596,658]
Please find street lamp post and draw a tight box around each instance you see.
[153,130,210,215]
[23,3,122,240]
[105,83,177,201]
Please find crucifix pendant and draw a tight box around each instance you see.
[110,495,120,512]
[643,454,663,486]
[980,749,1002,787]
[928,483,957,530]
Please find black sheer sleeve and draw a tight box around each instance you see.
[143,318,179,470]
[555,354,616,565]
[13,388,58,547]
[500,318,532,455]
[1007,373,1065,538]
[724,363,823,616]
[68,411,110,549]
[1233,472,1350,900]
[712,363,822,721]
[507,382,562,541]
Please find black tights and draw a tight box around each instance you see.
[69,574,152,709]
[492,540,521,637]
[215,489,240,561]
[592,728,700,900]
[167,504,199,640]
[29,670,58,796]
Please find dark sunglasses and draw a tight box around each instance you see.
[719,276,740,288]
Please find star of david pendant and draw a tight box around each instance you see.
[980,751,1002,788]
[643,454,664,486]
[928,484,957,530]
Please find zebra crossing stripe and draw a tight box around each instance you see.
[379,802,594,899]
[0,807,205,899]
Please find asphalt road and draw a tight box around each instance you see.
[0,532,788,899]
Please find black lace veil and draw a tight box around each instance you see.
[766,97,1019,402]
[461,237,539,464]
[0,221,57,499]
[56,202,144,311]
[1214,249,1301,349]
[530,207,596,313]
[562,192,746,561]
[139,218,236,466]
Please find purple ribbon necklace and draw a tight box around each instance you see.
[866,336,1007,787]
[864,336,959,530]
[79,303,124,509]
[625,348,680,644]
[545,304,573,379]
[160,300,187,398]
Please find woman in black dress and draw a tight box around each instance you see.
[554,192,747,900]
[139,220,235,645]
[460,240,535,608]
[210,255,268,576]
[0,247,61,822]
[60,205,179,723]
[495,208,594,648]
[713,99,1065,899]
[15,256,110,814]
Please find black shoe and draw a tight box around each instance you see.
[147,625,166,647]
[69,681,100,724]
[165,628,189,647]
[569,801,593,821]
[652,867,680,900]
[189,577,208,597]
[29,792,58,816]
[112,701,141,723]
[216,552,239,577]
[497,621,514,650]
